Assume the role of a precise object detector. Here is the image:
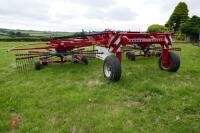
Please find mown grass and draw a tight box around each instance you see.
[0,42,200,133]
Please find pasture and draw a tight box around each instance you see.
[0,42,200,133]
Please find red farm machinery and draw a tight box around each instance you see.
[9,30,181,81]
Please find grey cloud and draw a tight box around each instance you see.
[159,0,200,18]
[140,0,180,13]
[71,0,116,7]
[86,7,137,21]
[0,0,199,32]
[106,7,137,21]
[0,0,50,21]
[185,0,200,16]
[145,0,200,16]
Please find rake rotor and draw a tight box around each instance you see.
[8,30,181,81]
[13,47,102,72]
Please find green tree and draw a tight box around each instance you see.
[16,32,22,36]
[165,2,189,32]
[8,31,16,38]
[147,24,168,33]
[181,15,200,41]
[174,31,186,41]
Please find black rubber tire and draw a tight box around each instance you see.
[35,61,41,70]
[103,55,121,81]
[159,52,180,72]
[156,52,162,57]
[126,52,135,61]
[42,61,48,66]
[81,56,88,65]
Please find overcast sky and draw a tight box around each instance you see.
[0,0,199,32]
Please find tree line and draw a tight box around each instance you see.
[147,2,200,42]
[0,29,30,37]
[8,31,30,37]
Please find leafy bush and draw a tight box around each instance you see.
[175,31,186,40]
[8,31,30,37]
[147,24,168,33]
[180,15,200,41]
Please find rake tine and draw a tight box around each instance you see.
[18,58,21,73]
[16,52,21,73]
[15,53,18,72]
[18,59,22,73]
[20,59,23,73]
[17,59,20,72]
[25,58,28,73]
[22,59,26,74]
[15,59,17,71]
[24,58,27,73]
[26,58,30,72]
[27,57,30,71]
[16,58,19,72]
[30,57,33,70]
[31,57,33,69]
[27,58,30,72]
[28,57,33,71]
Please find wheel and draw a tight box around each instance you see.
[103,55,121,81]
[72,55,79,63]
[156,51,162,57]
[126,52,135,61]
[159,52,180,72]
[81,56,88,65]
[42,61,48,66]
[35,61,41,70]
[40,57,48,65]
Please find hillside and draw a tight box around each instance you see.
[0,42,200,132]
[0,28,74,41]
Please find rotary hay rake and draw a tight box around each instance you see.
[9,30,181,81]
[123,40,181,61]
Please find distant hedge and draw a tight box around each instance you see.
[0,37,50,42]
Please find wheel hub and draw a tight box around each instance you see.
[104,63,112,78]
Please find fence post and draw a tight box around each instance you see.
[199,33,200,47]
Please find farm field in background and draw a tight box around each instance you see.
[0,28,74,37]
[0,28,75,41]
[0,42,200,133]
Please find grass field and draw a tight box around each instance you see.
[0,42,200,133]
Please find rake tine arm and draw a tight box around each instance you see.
[9,47,50,51]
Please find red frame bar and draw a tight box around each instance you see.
[10,31,174,65]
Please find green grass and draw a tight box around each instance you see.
[0,42,200,133]
[0,35,10,39]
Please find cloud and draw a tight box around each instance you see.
[0,0,199,31]
[72,0,116,7]
[0,0,49,19]
[85,6,137,21]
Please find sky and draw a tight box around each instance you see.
[0,0,199,32]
